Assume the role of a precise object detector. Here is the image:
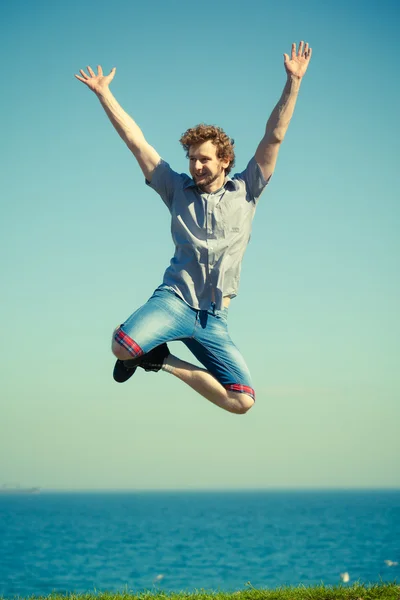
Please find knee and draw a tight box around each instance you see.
[111,328,120,356]
[111,328,130,360]
[112,341,125,359]
[229,393,255,415]
[237,395,255,414]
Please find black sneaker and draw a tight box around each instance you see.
[113,359,138,383]
[113,343,170,383]
[136,343,170,372]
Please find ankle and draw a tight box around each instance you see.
[161,355,176,374]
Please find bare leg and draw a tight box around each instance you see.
[162,355,254,414]
[112,330,254,414]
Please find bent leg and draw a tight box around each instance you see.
[164,352,254,414]
[111,289,255,414]
[111,287,189,360]
[173,328,255,413]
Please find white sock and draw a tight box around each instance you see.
[161,356,175,374]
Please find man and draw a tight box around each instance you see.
[75,41,312,415]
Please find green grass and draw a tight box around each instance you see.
[8,583,399,600]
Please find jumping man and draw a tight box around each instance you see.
[75,42,312,415]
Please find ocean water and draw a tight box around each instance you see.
[0,490,399,597]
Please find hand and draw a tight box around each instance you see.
[74,65,116,94]
[284,42,312,79]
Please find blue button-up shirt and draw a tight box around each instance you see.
[147,156,269,310]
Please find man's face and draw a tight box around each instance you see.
[188,140,230,191]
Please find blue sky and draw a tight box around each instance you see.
[1,0,399,490]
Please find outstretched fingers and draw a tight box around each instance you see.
[74,68,90,83]
[74,64,116,86]
[289,41,312,61]
[303,42,312,59]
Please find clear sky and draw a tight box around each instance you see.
[1,0,399,490]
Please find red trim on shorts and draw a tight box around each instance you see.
[114,327,144,358]
[224,384,255,400]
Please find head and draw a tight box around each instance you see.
[179,124,235,191]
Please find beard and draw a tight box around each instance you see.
[194,167,224,190]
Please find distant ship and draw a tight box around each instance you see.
[0,485,40,495]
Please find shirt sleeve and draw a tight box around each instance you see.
[234,156,271,204]
[145,159,183,211]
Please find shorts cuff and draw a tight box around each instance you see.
[114,326,144,358]
[224,384,255,401]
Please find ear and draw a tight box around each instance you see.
[221,157,230,170]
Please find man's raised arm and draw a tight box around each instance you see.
[255,41,312,182]
[75,65,160,182]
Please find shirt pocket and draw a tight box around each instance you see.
[214,198,253,238]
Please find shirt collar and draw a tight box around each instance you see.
[184,176,238,191]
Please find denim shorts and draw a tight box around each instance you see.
[114,286,255,399]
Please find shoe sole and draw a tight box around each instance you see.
[113,360,138,383]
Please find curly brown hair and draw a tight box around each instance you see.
[179,124,235,174]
